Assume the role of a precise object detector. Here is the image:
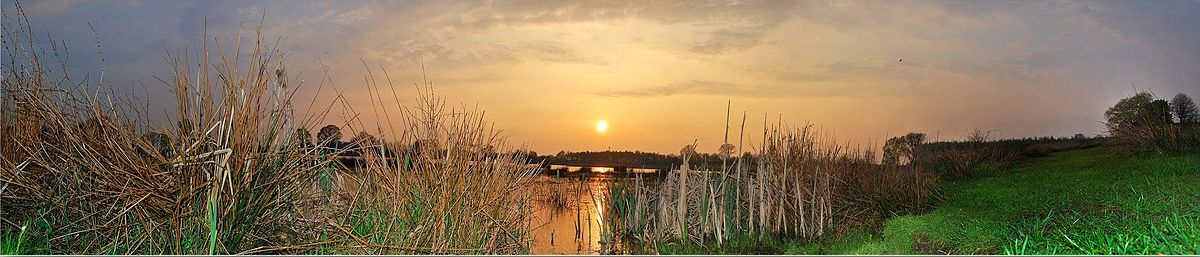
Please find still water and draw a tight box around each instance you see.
[526,173,660,255]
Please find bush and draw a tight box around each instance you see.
[1105,92,1200,153]
[839,165,940,232]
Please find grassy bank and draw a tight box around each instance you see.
[657,147,1200,254]
[806,147,1199,254]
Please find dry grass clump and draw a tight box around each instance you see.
[314,69,538,254]
[1108,116,1198,153]
[931,129,1022,179]
[839,164,939,231]
[2,6,537,254]
[1,7,336,254]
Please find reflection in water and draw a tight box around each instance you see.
[528,174,662,254]
[534,164,660,175]
[535,174,657,254]
[527,176,614,255]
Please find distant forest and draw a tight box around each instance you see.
[526,134,1110,171]
[528,150,748,169]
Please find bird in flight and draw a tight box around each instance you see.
[899,58,903,63]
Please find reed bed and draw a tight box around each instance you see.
[598,122,940,250]
[1,7,537,254]
[326,79,538,254]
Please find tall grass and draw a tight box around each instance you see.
[1,5,536,254]
[1,6,339,253]
[598,121,940,251]
[1107,114,1199,153]
[323,76,538,254]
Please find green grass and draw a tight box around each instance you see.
[651,233,796,255]
[651,230,890,255]
[1,215,51,255]
[1,225,29,255]
[839,147,1200,254]
[658,147,1200,254]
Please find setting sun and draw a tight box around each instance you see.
[595,120,609,134]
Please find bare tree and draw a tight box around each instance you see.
[1171,93,1198,124]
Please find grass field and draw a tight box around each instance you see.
[657,146,1200,255]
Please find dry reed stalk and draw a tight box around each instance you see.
[597,118,940,247]
[0,7,347,254]
[321,67,538,254]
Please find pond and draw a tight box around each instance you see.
[526,174,660,255]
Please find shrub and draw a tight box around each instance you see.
[839,165,940,232]
[1105,92,1199,153]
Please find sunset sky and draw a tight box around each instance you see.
[9,0,1200,154]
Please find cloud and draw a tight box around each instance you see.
[515,41,606,64]
[688,28,767,55]
[21,0,75,16]
[317,5,375,25]
[403,1,799,56]
[596,80,786,98]
[593,78,878,99]
[678,1,797,55]
[365,39,602,65]
[367,39,453,64]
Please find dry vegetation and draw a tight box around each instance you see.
[326,82,538,254]
[597,122,940,253]
[1,6,536,255]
